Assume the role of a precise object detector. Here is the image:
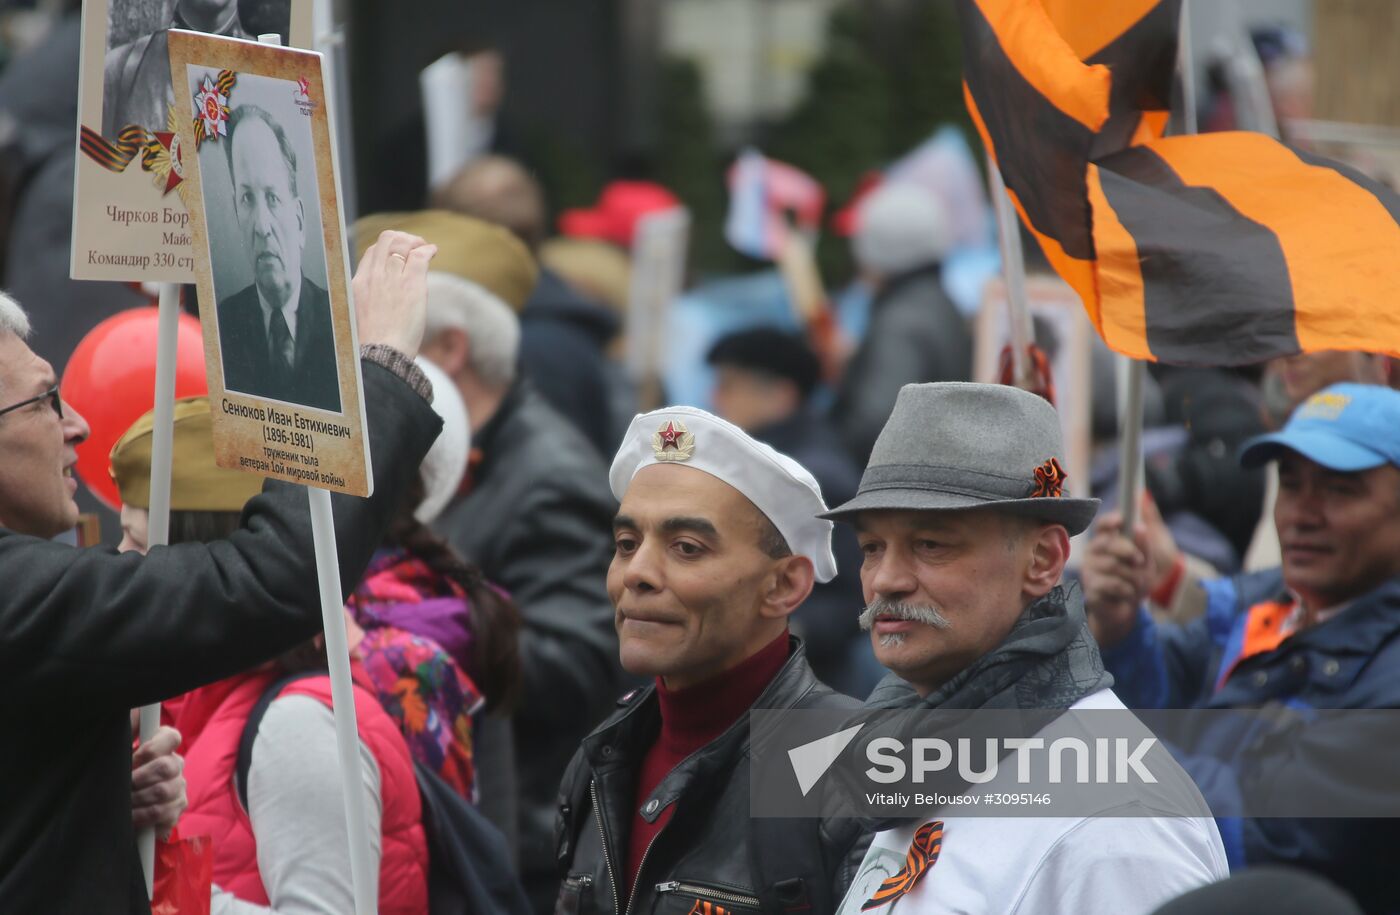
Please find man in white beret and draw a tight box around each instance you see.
[554,406,861,915]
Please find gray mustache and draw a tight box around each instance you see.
[857,597,952,631]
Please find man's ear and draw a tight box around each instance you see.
[1023,524,1070,601]
[759,555,816,622]
[295,199,305,239]
[421,327,472,378]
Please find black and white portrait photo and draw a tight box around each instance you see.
[103,0,291,138]
[192,67,341,412]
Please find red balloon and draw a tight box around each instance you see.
[60,307,208,510]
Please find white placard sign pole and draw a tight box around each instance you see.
[133,281,182,893]
[308,482,376,915]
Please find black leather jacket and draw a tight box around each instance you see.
[554,638,861,915]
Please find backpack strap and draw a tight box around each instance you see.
[235,671,322,812]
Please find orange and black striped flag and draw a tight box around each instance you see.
[861,820,944,911]
[960,0,1400,364]
[1040,0,1178,153]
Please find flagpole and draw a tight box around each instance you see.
[1114,355,1146,532]
[259,27,376,915]
[135,280,181,894]
[1118,0,1196,535]
[988,157,1035,388]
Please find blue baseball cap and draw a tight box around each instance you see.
[1240,383,1400,471]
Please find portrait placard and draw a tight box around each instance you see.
[626,208,691,381]
[71,0,311,282]
[168,30,370,496]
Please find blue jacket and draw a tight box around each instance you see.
[1102,572,1400,913]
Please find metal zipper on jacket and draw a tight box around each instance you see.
[655,881,762,908]
[624,827,665,915]
[591,780,622,914]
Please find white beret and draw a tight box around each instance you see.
[609,406,838,583]
[414,357,471,525]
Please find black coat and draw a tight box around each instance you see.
[0,362,440,913]
[831,265,972,465]
[433,381,623,903]
[519,268,624,460]
[216,276,342,413]
[554,638,861,915]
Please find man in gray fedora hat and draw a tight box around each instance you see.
[824,382,1228,914]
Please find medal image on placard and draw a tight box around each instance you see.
[169,29,370,497]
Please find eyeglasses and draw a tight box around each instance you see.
[0,384,62,420]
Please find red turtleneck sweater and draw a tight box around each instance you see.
[623,631,791,898]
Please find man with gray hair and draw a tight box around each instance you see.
[421,270,522,426]
[824,382,1228,914]
[0,231,446,911]
[831,183,972,464]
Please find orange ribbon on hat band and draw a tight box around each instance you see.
[1031,457,1067,498]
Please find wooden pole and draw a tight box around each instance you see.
[987,159,1035,389]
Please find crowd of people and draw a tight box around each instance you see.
[2,7,1399,915]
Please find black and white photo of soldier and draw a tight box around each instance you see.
[103,0,291,138]
[195,69,340,412]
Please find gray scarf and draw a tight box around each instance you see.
[836,585,1113,835]
[865,583,1113,711]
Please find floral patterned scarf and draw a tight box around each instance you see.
[347,549,487,801]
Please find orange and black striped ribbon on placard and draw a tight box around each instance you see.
[959,0,1400,365]
[686,901,731,915]
[79,124,149,173]
[861,820,944,911]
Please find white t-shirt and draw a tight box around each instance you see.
[836,690,1229,915]
[210,695,383,915]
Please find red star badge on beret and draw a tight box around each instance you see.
[658,421,682,450]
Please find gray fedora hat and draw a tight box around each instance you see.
[822,382,1100,534]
